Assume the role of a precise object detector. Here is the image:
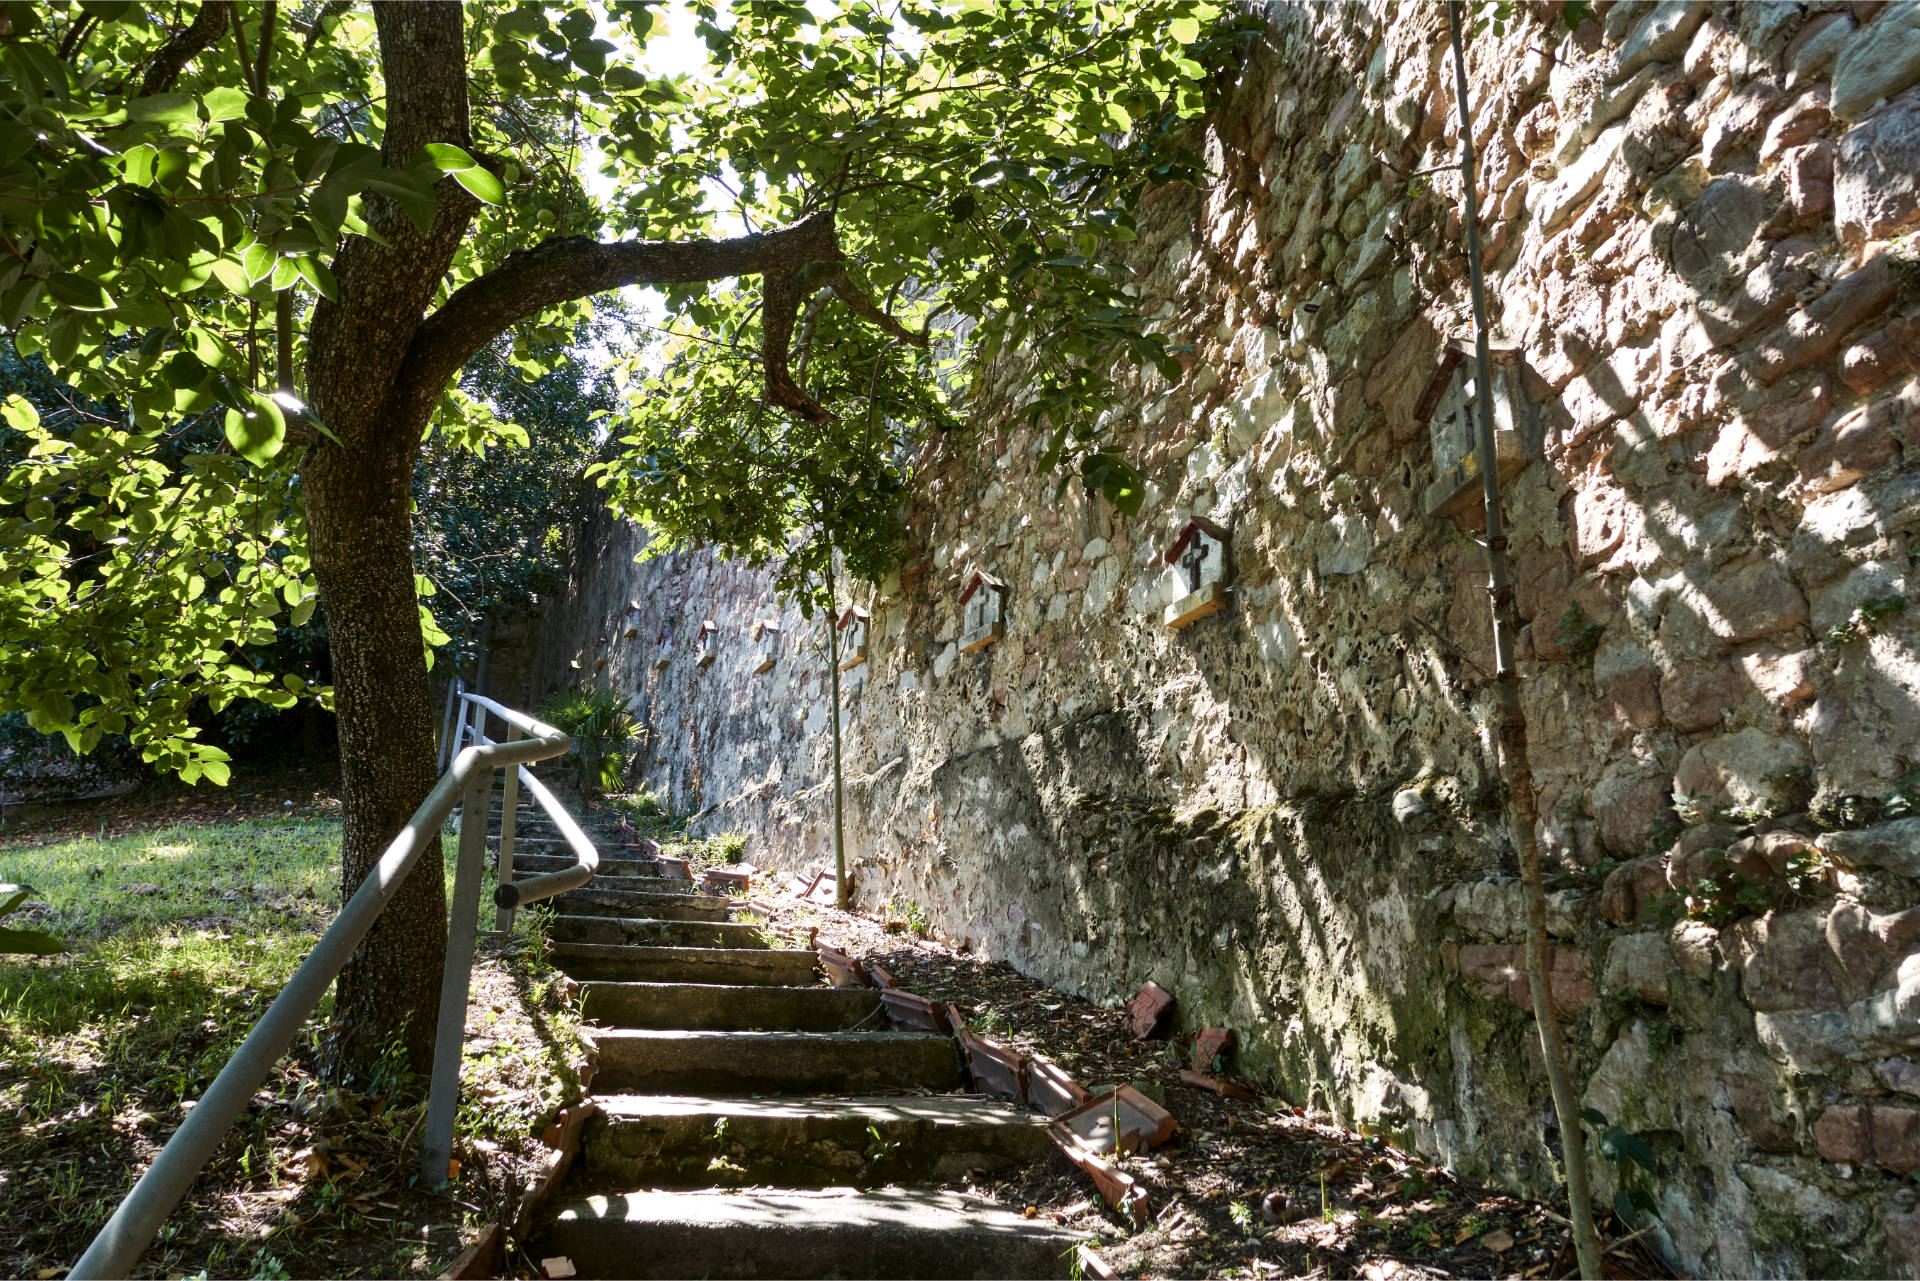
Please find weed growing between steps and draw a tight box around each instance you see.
[0,782,593,1279]
[789,902,1671,1281]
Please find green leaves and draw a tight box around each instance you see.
[0,885,66,955]
[420,142,505,204]
[224,393,286,466]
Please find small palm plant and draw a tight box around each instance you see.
[0,883,65,955]
[540,688,640,797]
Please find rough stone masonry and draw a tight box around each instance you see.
[529,2,1920,1274]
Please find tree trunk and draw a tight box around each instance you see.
[303,0,478,1080]
[306,424,445,1077]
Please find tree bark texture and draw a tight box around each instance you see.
[299,1,859,1077]
[304,1,477,1077]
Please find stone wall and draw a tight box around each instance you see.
[529,1,1920,1273]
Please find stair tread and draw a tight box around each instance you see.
[544,1187,1078,1279]
[592,1092,1043,1125]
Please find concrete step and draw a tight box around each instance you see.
[590,1029,962,1094]
[551,915,769,950]
[583,1093,1051,1187]
[552,943,818,986]
[543,1187,1077,1279]
[559,889,732,923]
[573,872,701,897]
[581,982,882,1032]
[513,852,660,879]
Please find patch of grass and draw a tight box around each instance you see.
[0,806,584,1278]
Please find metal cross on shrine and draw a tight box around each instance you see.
[1180,535,1210,594]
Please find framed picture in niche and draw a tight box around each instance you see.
[695,619,718,669]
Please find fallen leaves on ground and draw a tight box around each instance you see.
[777,893,1674,1281]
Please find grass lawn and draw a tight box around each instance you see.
[0,791,587,1280]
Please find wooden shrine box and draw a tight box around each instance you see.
[622,601,642,640]
[694,619,718,669]
[751,619,780,674]
[836,606,870,670]
[958,570,1008,654]
[1418,342,1541,524]
[651,626,672,670]
[1163,517,1231,630]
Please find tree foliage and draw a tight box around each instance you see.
[0,0,1251,780]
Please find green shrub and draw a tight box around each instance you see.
[540,688,640,796]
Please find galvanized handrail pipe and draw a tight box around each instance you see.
[417,712,599,1184]
[71,703,571,1281]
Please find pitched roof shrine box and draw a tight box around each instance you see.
[958,570,1008,654]
[1163,517,1231,630]
[651,627,672,670]
[752,619,780,674]
[695,619,718,669]
[622,601,642,640]
[836,606,870,670]
[1418,341,1541,523]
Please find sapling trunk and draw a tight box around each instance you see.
[1444,4,1602,1276]
[825,550,849,909]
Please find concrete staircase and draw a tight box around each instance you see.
[487,784,1079,1279]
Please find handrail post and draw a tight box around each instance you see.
[437,677,464,774]
[420,761,493,1185]
[493,724,521,934]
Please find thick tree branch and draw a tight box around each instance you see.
[397,212,844,424]
[139,1,233,96]
[813,262,928,349]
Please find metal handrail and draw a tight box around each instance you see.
[72,684,597,1280]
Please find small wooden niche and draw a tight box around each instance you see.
[1417,341,1541,523]
[1163,517,1231,630]
[836,606,870,670]
[751,619,780,674]
[958,570,1008,654]
[695,619,718,669]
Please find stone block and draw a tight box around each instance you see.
[1769,140,1835,231]
[1668,919,1720,980]
[1592,770,1677,855]
[1615,1,1710,79]
[1755,1007,1862,1073]
[1675,727,1811,814]
[1759,89,1833,168]
[1728,910,1844,1012]
[1593,638,1664,734]
[1785,12,1855,89]
[1813,1103,1920,1172]
[1837,91,1920,241]
[1659,660,1747,733]
[1726,1076,1798,1152]
[1749,257,1898,385]
[1602,931,1674,1004]
[1601,855,1670,925]
[1701,81,1783,172]
[1534,123,1628,232]
[1839,315,1920,396]
[1735,643,1819,704]
[1797,401,1903,495]
[1820,817,1920,877]
[1670,177,1768,280]
[1457,943,1593,1014]
[1684,561,1809,643]
[1831,3,1920,120]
